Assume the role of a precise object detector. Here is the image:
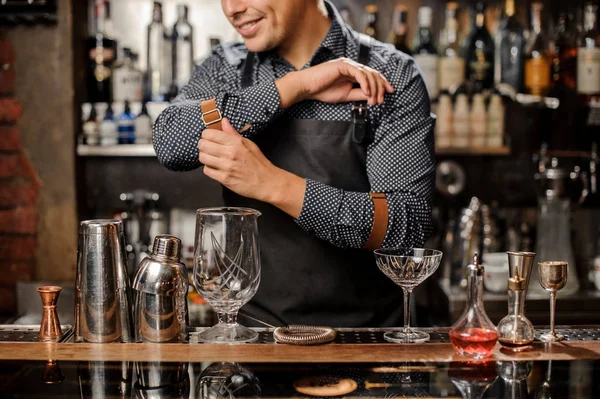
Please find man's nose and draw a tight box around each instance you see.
[222,0,247,18]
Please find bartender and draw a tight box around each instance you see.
[153,0,435,327]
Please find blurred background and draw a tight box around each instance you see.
[1,0,600,327]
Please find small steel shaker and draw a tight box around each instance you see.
[75,220,134,343]
[133,235,189,343]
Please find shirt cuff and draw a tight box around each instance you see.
[296,179,341,239]
[220,80,282,131]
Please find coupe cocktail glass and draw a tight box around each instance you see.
[374,248,442,343]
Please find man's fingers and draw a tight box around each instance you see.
[198,151,224,169]
[197,138,230,158]
[361,69,376,105]
[221,117,238,133]
[203,165,226,182]
[345,88,369,102]
[340,61,370,96]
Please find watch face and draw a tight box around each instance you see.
[0,0,58,24]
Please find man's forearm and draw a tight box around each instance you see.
[275,71,304,109]
[264,168,307,219]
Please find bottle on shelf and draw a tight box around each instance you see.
[524,2,551,96]
[388,5,411,55]
[470,93,487,146]
[552,12,578,90]
[453,93,470,148]
[117,100,136,145]
[172,4,195,94]
[146,1,171,102]
[100,103,118,146]
[413,7,439,100]
[487,94,505,147]
[83,107,99,146]
[449,254,498,360]
[86,0,117,103]
[363,5,378,39]
[439,2,465,94]
[496,0,525,92]
[112,47,143,103]
[577,2,600,102]
[435,94,453,148]
[465,1,495,91]
[135,102,153,145]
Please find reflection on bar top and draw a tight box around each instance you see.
[0,359,597,398]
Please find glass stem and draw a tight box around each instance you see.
[217,311,238,326]
[549,291,556,336]
[403,287,412,334]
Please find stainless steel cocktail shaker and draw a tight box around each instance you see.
[133,235,188,343]
[75,219,134,343]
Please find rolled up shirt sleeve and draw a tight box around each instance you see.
[153,45,283,172]
[296,56,435,249]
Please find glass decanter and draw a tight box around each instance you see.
[449,254,498,359]
[497,276,535,351]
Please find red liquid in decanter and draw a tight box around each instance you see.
[449,328,498,359]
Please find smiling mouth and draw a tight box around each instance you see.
[235,18,263,36]
[239,20,259,30]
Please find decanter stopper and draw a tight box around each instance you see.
[449,253,498,359]
[38,286,62,342]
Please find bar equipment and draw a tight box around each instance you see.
[133,235,188,343]
[533,361,555,399]
[448,360,498,399]
[75,219,134,343]
[37,286,62,342]
[135,361,189,398]
[531,158,585,296]
[78,361,132,398]
[497,252,536,351]
[197,362,261,399]
[496,361,533,399]
[374,248,442,343]
[449,254,498,359]
[41,360,65,385]
[193,207,262,343]
[538,261,568,342]
[451,197,483,287]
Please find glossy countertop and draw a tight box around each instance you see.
[0,327,599,397]
[0,359,599,398]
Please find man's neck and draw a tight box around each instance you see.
[277,6,331,70]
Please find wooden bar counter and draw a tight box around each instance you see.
[0,327,599,363]
[0,339,600,363]
[0,327,599,397]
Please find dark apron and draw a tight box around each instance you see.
[223,39,404,327]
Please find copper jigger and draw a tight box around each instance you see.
[38,286,62,342]
[42,359,65,384]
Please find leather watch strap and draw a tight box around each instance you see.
[363,193,389,251]
[200,98,223,130]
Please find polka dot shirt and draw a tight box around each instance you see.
[153,1,435,250]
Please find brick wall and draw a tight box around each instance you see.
[0,32,40,315]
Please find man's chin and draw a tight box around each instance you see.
[244,38,275,53]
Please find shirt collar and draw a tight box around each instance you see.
[319,0,351,60]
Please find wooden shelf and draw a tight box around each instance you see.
[78,145,511,157]
[435,146,511,156]
[77,144,155,157]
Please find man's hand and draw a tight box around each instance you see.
[276,58,394,108]
[198,118,306,218]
